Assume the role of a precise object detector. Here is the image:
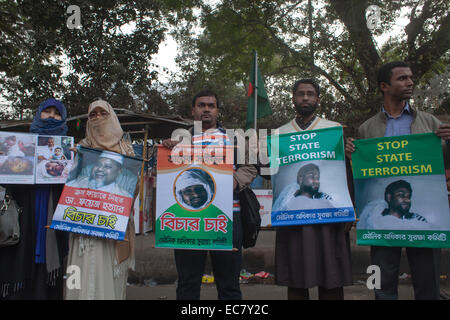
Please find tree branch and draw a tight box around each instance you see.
[263,21,356,105]
[329,0,380,94]
[405,0,433,53]
[407,10,450,80]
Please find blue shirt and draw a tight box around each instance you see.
[382,103,413,137]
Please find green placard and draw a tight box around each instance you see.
[268,126,345,168]
[352,133,449,248]
[352,133,444,179]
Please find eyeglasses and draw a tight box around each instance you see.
[88,110,109,119]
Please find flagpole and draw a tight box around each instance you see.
[254,51,258,131]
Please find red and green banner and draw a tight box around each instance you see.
[352,133,450,248]
[50,146,142,241]
[155,145,234,250]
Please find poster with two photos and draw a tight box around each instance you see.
[0,131,74,184]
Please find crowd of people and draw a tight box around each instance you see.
[0,61,449,300]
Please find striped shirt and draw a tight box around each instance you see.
[192,127,240,213]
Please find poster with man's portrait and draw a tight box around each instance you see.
[35,135,74,184]
[353,133,450,248]
[268,126,355,227]
[155,145,234,250]
[0,132,36,184]
[50,146,142,241]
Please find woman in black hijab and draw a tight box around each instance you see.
[0,98,69,300]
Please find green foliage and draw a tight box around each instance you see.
[0,0,199,119]
[169,0,449,133]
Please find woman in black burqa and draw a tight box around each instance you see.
[0,98,69,299]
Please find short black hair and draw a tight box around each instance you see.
[377,61,410,93]
[192,90,220,109]
[292,79,320,97]
[384,179,412,201]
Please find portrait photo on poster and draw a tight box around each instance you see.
[65,147,141,198]
[0,133,36,183]
[355,175,450,231]
[35,135,74,183]
[272,160,351,212]
[174,167,216,211]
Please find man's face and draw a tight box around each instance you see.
[46,161,64,176]
[180,184,208,208]
[381,67,414,100]
[41,106,62,120]
[91,158,121,186]
[292,83,319,116]
[191,96,219,129]
[387,187,412,215]
[47,138,55,148]
[299,169,320,196]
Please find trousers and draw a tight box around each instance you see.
[371,246,441,300]
[174,212,243,300]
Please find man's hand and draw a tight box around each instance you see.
[436,123,450,141]
[162,139,180,149]
[345,137,356,160]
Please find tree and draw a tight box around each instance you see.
[0,0,200,118]
[169,0,450,132]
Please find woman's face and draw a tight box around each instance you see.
[88,106,109,120]
[41,106,62,120]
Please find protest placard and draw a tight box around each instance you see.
[268,126,355,226]
[0,132,36,184]
[35,135,74,184]
[155,145,234,250]
[50,146,142,241]
[353,133,450,248]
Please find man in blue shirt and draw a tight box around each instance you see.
[346,61,449,300]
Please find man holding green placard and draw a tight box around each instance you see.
[274,79,353,300]
[345,61,450,300]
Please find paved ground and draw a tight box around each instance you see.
[126,275,450,300]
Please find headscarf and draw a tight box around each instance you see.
[175,169,214,210]
[30,98,68,136]
[78,100,134,156]
[79,99,135,264]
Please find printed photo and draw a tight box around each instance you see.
[0,133,36,183]
[174,167,216,211]
[35,135,74,183]
[272,160,350,211]
[66,148,140,198]
[355,175,450,231]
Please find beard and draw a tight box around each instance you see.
[300,184,319,197]
[294,102,318,116]
[393,202,411,216]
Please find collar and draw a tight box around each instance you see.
[294,115,317,130]
[189,123,226,135]
[382,102,412,119]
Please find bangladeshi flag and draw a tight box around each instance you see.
[246,50,272,129]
